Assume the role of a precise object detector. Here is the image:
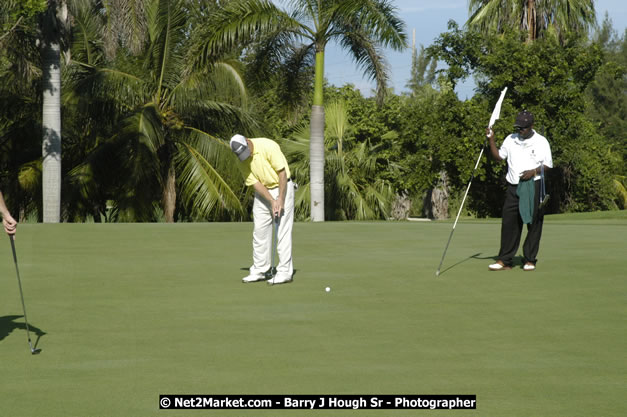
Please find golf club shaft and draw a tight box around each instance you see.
[540,164,544,203]
[271,215,279,275]
[9,236,35,348]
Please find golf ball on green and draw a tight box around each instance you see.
[325,287,331,292]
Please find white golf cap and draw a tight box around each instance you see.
[230,134,250,161]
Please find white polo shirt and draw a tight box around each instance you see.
[499,130,553,185]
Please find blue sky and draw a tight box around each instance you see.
[276,0,627,99]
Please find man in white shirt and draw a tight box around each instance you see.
[486,111,553,271]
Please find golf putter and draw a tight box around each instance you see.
[9,235,42,355]
[264,214,280,279]
[270,215,279,277]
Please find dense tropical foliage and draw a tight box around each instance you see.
[0,1,624,223]
[64,0,251,222]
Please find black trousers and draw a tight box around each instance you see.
[498,181,544,266]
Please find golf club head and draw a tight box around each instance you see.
[29,341,42,355]
[264,267,277,279]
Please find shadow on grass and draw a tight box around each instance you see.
[471,254,526,267]
[437,252,527,275]
[438,253,484,276]
[0,315,46,348]
[240,268,298,276]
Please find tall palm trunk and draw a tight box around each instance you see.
[163,159,176,223]
[41,0,66,223]
[310,49,325,221]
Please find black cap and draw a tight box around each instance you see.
[514,111,534,128]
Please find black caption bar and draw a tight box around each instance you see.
[159,395,476,410]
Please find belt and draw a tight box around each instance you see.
[269,179,292,190]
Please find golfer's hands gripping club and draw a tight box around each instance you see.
[0,190,17,235]
[2,213,17,236]
[271,198,283,219]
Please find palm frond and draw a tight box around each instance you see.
[278,43,316,106]
[337,29,390,104]
[192,0,303,67]
[17,160,41,194]
[67,0,104,66]
[144,0,187,103]
[333,0,407,50]
[102,0,148,58]
[613,176,627,209]
[325,99,350,149]
[246,28,312,85]
[176,128,244,218]
[64,64,152,114]
[172,60,248,113]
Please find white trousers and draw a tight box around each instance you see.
[250,181,294,277]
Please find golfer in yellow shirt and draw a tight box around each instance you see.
[230,134,295,284]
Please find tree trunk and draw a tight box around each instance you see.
[163,163,176,223]
[527,0,536,42]
[391,191,411,220]
[428,171,449,220]
[310,105,325,221]
[41,1,65,223]
[310,49,325,222]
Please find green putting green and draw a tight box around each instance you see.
[1,213,625,416]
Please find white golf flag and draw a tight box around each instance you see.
[488,87,508,128]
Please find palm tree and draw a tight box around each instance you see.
[197,0,406,221]
[281,99,393,220]
[40,0,70,222]
[65,0,252,222]
[467,0,596,43]
[406,43,437,96]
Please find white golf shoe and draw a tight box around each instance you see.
[268,273,293,285]
[488,260,512,271]
[242,272,267,283]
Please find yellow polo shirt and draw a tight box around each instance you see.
[240,138,290,189]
